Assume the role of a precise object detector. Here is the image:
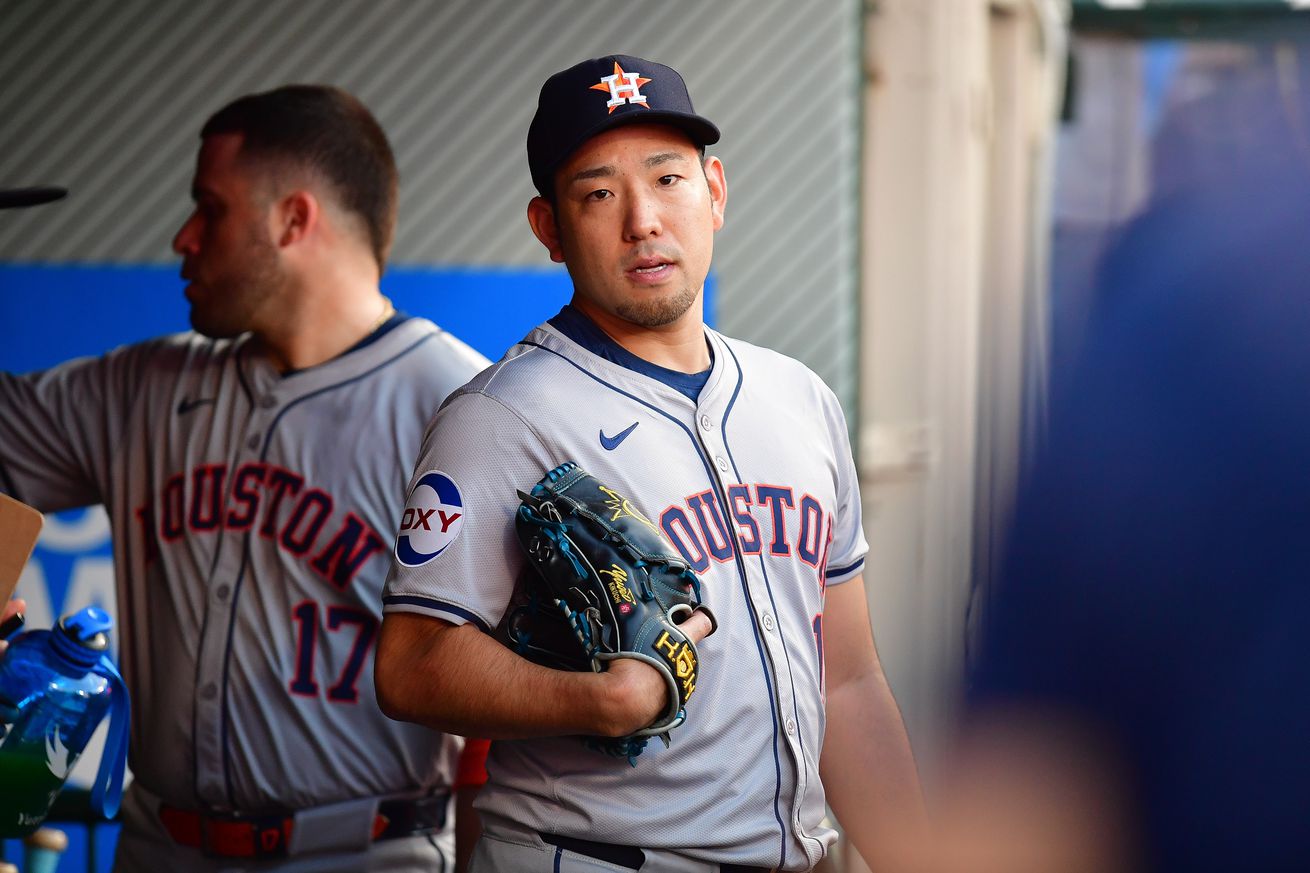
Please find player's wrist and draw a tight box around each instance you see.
[593,661,668,737]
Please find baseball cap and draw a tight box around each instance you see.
[0,187,67,209]
[527,54,720,198]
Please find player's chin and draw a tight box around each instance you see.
[189,305,244,340]
[615,287,698,328]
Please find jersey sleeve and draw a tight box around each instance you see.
[0,344,149,510]
[382,388,556,631]
[820,386,867,586]
[426,327,492,399]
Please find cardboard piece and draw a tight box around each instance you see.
[0,493,43,603]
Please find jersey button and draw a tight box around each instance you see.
[201,683,218,700]
[247,434,260,450]
[215,584,231,601]
[715,456,728,472]
[699,414,713,431]
[762,613,775,631]
[785,718,797,736]
[260,395,277,409]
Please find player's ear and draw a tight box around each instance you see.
[272,190,318,250]
[703,156,727,232]
[527,196,566,264]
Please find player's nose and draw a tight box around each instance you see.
[172,211,201,256]
[622,192,661,241]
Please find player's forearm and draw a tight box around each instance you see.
[820,670,926,870]
[919,710,1135,873]
[375,612,664,739]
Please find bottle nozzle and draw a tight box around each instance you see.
[59,607,112,652]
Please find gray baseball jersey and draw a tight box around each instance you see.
[0,316,488,864]
[384,309,867,871]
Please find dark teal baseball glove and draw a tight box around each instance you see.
[510,462,712,762]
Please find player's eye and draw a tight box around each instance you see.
[657,174,681,186]
[585,188,613,202]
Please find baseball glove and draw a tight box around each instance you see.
[509,461,712,762]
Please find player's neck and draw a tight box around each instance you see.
[257,276,391,373]
[575,300,710,374]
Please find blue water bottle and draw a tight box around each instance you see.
[0,607,130,837]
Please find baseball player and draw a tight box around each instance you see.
[377,56,924,871]
[0,85,489,872]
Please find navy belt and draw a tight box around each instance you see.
[540,832,772,872]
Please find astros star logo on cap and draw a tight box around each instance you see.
[527,54,721,197]
[590,61,652,113]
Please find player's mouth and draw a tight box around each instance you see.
[626,256,676,285]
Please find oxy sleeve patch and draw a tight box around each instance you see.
[395,471,465,567]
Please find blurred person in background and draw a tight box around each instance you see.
[933,69,1310,873]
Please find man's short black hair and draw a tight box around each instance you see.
[202,84,398,269]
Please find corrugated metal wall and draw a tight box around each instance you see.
[0,0,860,413]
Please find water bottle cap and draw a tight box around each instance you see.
[59,606,112,652]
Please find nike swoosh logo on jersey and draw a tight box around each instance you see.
[599,421,639,451]
[176,397,215,415]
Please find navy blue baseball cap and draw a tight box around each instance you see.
[527,54,720,198]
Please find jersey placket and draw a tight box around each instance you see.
[694,357,821,866]
[192,354,281,808]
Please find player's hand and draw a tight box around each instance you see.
[676,607,716,644]
[0,597,26,656]
[601,608,715,737]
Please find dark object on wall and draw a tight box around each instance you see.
[0,187,67,210]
